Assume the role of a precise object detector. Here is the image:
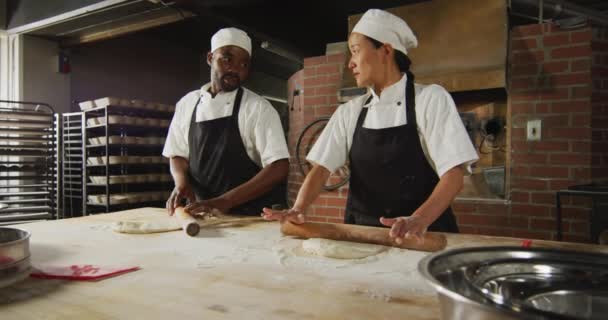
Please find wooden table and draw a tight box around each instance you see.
[1,208,606,320]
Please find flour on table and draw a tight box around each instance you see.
[301,238,389,259]
[112,219,181,234]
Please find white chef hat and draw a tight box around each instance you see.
[211,27,252,56]
[352,9,418,55]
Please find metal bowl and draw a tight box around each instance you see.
[0,227,31,288]
[418,246,608,320]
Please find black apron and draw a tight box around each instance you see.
[187,88,286,215]
[345,84,459,233]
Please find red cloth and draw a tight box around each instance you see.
[31,264,140,281]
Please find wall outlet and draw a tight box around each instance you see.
[527,119,542,141]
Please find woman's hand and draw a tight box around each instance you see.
[379,215,430,244]
[261,207,306,224]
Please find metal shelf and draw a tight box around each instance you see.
[86,144,164,148]
[67,104,174,215]
[0,100,57,223]
[0,191,51,197]
[85,124,169,132]
[86,162,167,167]
[0,136,53,143]
[84,104,173,117]
[0,198,52,205]
[61,112,85,219]
[0,206,53,214]
[0,128,52,136]
[86,200,164,207]
[87,181,170,186]
[0,184,50,189]
[0,149,54,156]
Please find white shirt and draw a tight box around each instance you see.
[162,84,289,167]
[306,74,479,177]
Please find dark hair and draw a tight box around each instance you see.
[367,37,412,73]
[366,36,415,106]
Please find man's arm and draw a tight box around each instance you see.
[166,156,195,215]
[185,158,289,214]
[224,158,289,207]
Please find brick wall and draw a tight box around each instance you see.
[286,22,605,243]
[287,53,348,223]
[506,22,597,242]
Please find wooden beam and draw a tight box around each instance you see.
[61,10,193,46]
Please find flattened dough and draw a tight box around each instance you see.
[111,210,261,234]
[112,219,181,234]
[301,238,388,259]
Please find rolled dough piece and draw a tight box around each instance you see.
[301,238,388,259]
[112,219,181,234]
[111,211,260,234]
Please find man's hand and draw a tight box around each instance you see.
[166,183,195,216]
[379,215,430,244]
[261,207,306,224]
[184,197,232,215]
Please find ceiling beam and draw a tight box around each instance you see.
[513,0,608,25]
[6,0,133,35]
[60,9,194,46]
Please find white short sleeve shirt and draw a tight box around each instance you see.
[306,74,479,177]
[162,84,290,168]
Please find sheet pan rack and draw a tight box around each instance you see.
[0,100,57,224]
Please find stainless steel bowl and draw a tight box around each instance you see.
[0,227,31,288]
[418,246,608,320]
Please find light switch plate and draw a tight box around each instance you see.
[527,119,542,141]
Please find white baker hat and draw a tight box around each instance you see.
[211,27,252,56]
[352,9,418,55]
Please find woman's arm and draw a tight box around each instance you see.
[262,164,330,224]
[380,165,464,242]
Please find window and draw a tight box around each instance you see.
[0,33,22,101]
[0,32,7,100]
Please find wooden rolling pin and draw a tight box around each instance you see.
[174,207,200,237]
[281,221,447,252]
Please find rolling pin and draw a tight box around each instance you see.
[281,221,447,252]
[174,207,200,237]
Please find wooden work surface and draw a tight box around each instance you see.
[1,208,606,320]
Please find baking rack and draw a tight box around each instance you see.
[82,100,173,214]
[61,112,86,218]
[0,100,57,225]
